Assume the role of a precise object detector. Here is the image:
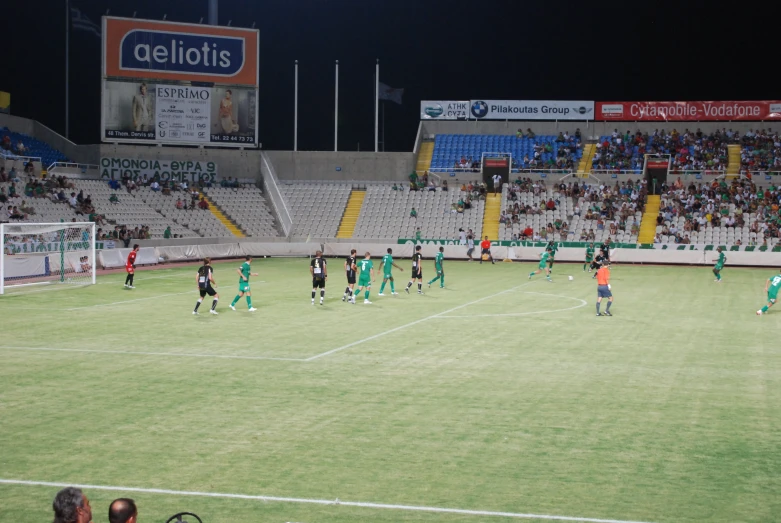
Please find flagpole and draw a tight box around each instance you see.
[374,59,379,153]
[65,0,70,139]
[293,60,298,151]
[334,60,339,152]
[382,101,385,152]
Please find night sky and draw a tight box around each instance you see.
[1,0,773,152]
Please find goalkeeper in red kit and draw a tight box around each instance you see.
[124,244,140,289]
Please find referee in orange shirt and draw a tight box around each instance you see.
[595,263,613,316]
[479,236,495,265]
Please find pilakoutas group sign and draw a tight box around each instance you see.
[596,101,781,121]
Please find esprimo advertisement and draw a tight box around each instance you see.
[156,87,210,100]
[120,30,245,76]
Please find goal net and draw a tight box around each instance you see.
[0,222,96,295]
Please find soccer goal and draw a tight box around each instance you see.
[0,222,96,295]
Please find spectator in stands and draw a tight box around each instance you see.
[20,200,35,215]
[392,183,399,191]
[16,140,26,154]
[109,178,121,190]
[516,128,524,138]
[109,498,138,523]
[427,179,436,191]
[526,128,535,138]
[181,179,189,191]
[52,487,92,523]
[68,192,78,208]
[492,173,502,194]
[150,180,161,192]
[441,179,448,191]
[176,198,184,209]
[162,182,172,196]
[7,205,25,220]
[198,197,210,210]
[8,166,19,182]
[164,226,172,239]
[2,135,10,150]
[410,207,417,219]
[0,167,6,182]
[109,193,119,204]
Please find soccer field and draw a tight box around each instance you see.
[1,258,779,523]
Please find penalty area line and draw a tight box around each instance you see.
[0,478,657,523]
[304,282,534,361]
[0,346,306,362]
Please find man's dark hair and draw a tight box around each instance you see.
[350,249,356,255]
[52,487,84,523]
[387,248,392,254]
[109,498,137,523]
[133,244,139,250]
[245,255,252,261]
[415,245,421,251]
[203,257,211,265]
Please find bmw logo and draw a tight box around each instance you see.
[471,101,488,118]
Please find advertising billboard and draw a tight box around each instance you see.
[420,101,470,120]
[468,100,594,120]
[102,17,259,147]
[596,101,781,121]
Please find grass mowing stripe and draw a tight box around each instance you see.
[0,346,306,362]
[0,479,658,523]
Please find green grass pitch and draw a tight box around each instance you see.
[0,258,780,523]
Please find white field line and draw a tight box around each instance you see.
[438,291,588,319]
[304,282,534,361]
[0,346,306,362]
[64,291,195,310]
[0,478,657,523]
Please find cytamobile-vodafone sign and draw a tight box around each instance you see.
[597,101,781,121]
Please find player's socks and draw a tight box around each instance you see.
[311,291,316,303]
[529,272,535,279]
[211,298,218,310]
[605,301,612,312]
[125,274,131,285]
[128,274,134,287]
[716,273,721,281]
[390,281,395,293]
[320,290,325,303]
[761,305,769,313]
[364,289,370,300]
[231,296,240,307]
[379,281,386,294]
[583,264,587,271]
[417,283,422,293]
[596,302,601,314]
[246,296,252,308]
[344,286,350,298]
[194,299,202,312]
[440,275,445,288]
[406,282,413,291]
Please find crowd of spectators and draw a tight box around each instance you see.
[657,176,781,244]
[740,129,780,174]
[594,128,737,173]
[511,130,582,171]
[406,171,449,191]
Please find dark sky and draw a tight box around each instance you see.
[1,0,774,152]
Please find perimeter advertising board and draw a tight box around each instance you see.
[420,101,470,120]
[468,100,594,120]
[596,101,781,121]
[101,17,259,147]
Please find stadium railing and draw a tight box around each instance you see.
[47,161,100,178]
[0,150,41,164]
[260,151,293,237]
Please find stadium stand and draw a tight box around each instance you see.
[203,185,278,237]
[138,185,234,238]
[740,129,781,174]
[1,127,67,166]
[498,178,645,244]
[281,182,352,238]
[429,133,583,172]
[657,177,780,247]
[352,183,484,239]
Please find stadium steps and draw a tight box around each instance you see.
[336,189,366,238]
[416,140,435,173]
[481,193,501,240]
[638,195,661,244]
[203,196,245,238]
[727,144,741,178]
[577,142,597,177]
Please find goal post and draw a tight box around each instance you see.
[0,222,96,295]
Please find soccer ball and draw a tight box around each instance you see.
[568,276,574,281]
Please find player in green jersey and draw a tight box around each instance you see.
[757,271,781,315]
[712,246,726,282]
[352,252,375,304]
[547,240,558,273]
[428,246,445,288]
[584,243,595,272]
[378,248,403,296]
[529,248,553,281]
[230,256,258,311]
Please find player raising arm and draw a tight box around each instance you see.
[595,263,613,317]
[757,271,781,315]
[353,252,375,304]
[310,250,327,305]
[193,257,219,315]
[428,246,445,288]
[230,255,259,311]
[343,249,358,302]
[378,248,403,296]
[529,248,553,282]
[124,244,140,288]
[712,246,726,282]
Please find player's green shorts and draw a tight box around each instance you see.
[714,263,724,270]
[768,292,778,304]
[383,271,393,280]
[239,282,250,293]
[585,257,593,263]
[538,261,547,270]
[435,266,443,274]
[358,276,372,287]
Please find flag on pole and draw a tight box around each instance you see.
[71,7,101,38]
[378,83,404,105]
